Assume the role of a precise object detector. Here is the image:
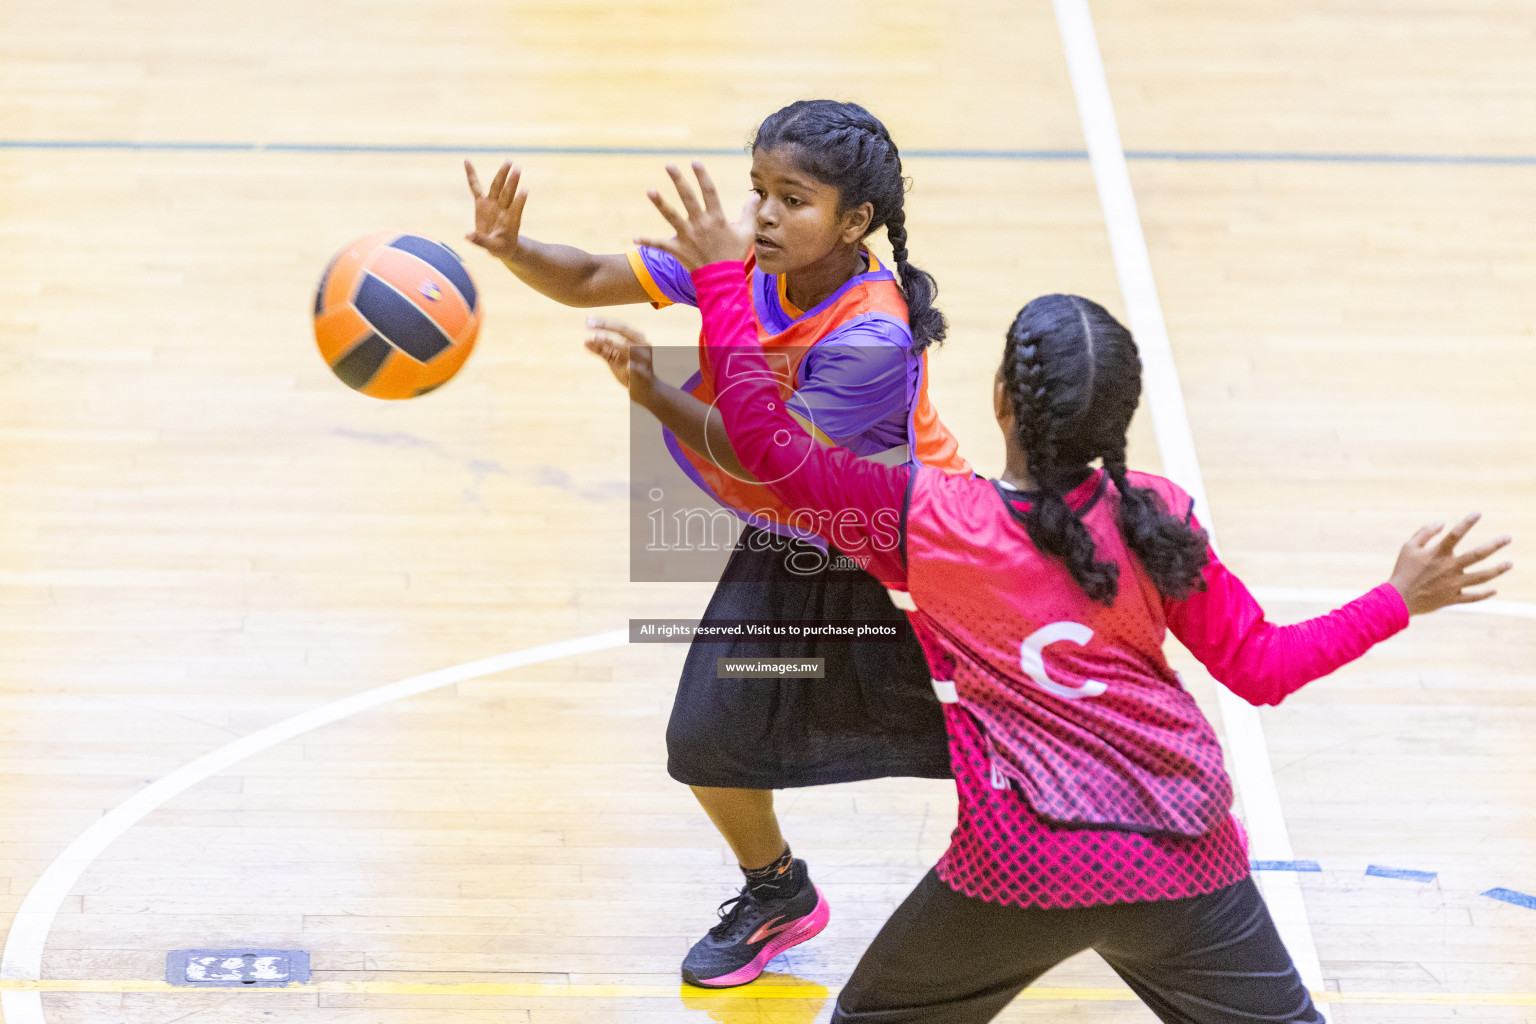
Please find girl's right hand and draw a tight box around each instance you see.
[1388,512,1513,614]
[583,317,656,403]
[636,162,758,272]
[465,160,528,262]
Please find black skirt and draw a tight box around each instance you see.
[666,527,953,789]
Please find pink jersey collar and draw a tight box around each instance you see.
[992,469,1108,521]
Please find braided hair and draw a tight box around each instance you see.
[750,100,946,352]
[1001,294,1210,605]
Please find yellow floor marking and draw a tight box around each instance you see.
[0,980,1534,1006]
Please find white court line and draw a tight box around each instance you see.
[1255,588,1536,620]
[0,603,1529,1024]
[1051,0,1333,1010]
[0,629,628,1024]
[2,97,1530,1024]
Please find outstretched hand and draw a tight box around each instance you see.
[1388,513,1512,615]
[635,162,759,272]
[584,317,656,402]
[464,160,528,261]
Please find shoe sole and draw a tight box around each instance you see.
[681,887,830,989]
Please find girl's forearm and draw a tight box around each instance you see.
[501,239,649,307]
[691,261,909,581]
[1168,561,1409,706]
[636,379,753,480]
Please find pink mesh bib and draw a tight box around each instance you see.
[903,468,1232,837]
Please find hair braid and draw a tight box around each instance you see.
[1004,322,1120,604]
[883,204,947,353]
[1000,294,1211,606]
[885,205,910,265]
[1101,437,1210,601]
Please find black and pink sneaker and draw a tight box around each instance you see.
[680,863,830,989]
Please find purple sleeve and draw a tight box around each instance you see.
[1164,533,1410,706]
[786,323,912,453]
[693,261,908,583]
[629,246,698,307]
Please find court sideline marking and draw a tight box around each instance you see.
[3,15,1533,1020]
[1255,588,1534,619]
[0,602,1527,1019]
[1051,0,1334,1010]
[0,631,629,1024]
[0,597,1527,1024]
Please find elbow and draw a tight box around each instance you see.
[566,262,617,307]
[532,287,599,309]
[567,279,609,308]
[1228,676,1290,707]
[1208,663,1289,707]
[728,444,767,482]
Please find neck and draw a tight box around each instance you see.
[783,245,865,312]
[999,444,1035,491]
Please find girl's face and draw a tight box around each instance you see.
[748,146,871,276]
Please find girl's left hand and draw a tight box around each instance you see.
[1387,512,1512,615]
[635,162,760,272]
[584,317,656,402]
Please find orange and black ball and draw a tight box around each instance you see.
[313,232,480,399]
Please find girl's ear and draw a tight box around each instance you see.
[994,371,1012,432]
[841,201,875,243]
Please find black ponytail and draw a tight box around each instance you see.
[1002,295,1209,605]
[1004,310,1119,603]
[751,100,947,352]
[882,206,946,356]
[1103,450,1209,602]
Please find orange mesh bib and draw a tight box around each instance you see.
[667,254,969,537]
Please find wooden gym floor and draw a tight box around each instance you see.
[0,0,1532,1021]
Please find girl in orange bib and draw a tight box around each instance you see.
[469,100,969,986]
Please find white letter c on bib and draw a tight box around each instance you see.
[1019,622,1107,700]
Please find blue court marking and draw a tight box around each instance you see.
[1367,865,1438,883]
[0,140,257,151]
[2,139,1535,166]
[1250,860,1321,872]
[0,140,747,156]
[1482,888,1536,910]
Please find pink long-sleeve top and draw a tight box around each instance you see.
[692,260,1409,908]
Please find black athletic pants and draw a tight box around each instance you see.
[832,871,1323,1023]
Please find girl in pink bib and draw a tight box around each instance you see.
[594,164,1514,1023]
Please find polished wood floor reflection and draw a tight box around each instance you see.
[0,0,1532,1020]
